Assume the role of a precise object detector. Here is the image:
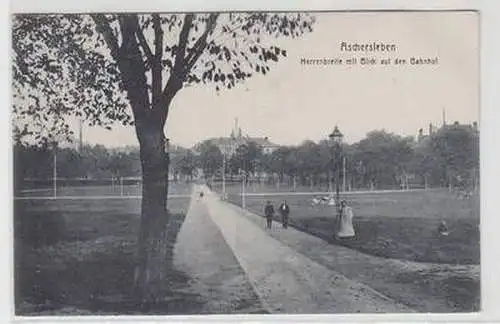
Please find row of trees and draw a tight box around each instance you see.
[14,144,140,181]
[15,122,479,192]
[196,124,479,191]
[14,143,196,184]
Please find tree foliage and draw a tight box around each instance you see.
[196,140,223,179]
[352,130,415,188]
[229,142,263,175]
[12,13,316,144]
[416,124,479,188]
[12,15,130,144]
[13,143,142,183]
[221,127,479,190]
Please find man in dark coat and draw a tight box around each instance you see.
[278,200,291,229]
[264,200,275,229]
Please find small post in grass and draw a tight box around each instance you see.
[120,176,124,197]
[222,151,226,199]
[242,172,246,209]
[52,140,58,198]
[240,169,246,209]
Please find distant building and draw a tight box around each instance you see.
[199,118,280,155]
[417,113,479,143]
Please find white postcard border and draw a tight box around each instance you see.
[3,0,499,323]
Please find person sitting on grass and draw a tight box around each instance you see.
[438,220,449,236]
[279,200,291,229]
[264,201,275,229]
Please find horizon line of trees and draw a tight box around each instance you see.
[14,122,479,192]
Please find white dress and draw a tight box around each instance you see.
[337,206,355,238]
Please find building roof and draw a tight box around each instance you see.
[205,135,279,148]
[246,136,279,147]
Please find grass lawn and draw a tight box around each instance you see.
[14,184,199,316]
[223,187,479,265]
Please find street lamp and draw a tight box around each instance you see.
[328,125,344,232]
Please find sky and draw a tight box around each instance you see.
[79,11,479,149]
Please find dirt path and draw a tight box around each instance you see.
[201,185,413,314]
[173,189,266,314]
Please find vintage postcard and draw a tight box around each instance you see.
[11,8,481,320]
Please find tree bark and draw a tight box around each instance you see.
[132,122,169,305]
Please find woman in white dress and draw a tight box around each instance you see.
[337,200,355,238]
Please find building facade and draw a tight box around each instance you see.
[202,119,280,156]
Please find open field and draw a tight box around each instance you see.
[14,183,197,315]
[218,185,480,265]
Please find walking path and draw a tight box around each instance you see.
[177,185,413,313]
[173,190,266,314]
[174,185,479,314]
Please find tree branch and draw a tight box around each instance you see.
[151,13,163,106]
[91,14,120,61]
[152,14,163,63]
[150,14,194,127]
[166,14,194,92]
[184,13,219,73]
[117,15,151,121]
[135,17,154,66]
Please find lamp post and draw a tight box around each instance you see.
[239,168,246,209]
[222,141,234,200]
[328,126,344,231]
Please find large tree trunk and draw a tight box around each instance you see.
[132,125,169,305]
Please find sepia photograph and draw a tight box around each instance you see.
[11,9,480,317]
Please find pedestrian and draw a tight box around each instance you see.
[264,200,275,229]
[278,199,290,229]
[337,200,355,238]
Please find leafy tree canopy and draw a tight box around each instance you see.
[12,13,316,145]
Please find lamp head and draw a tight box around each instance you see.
[328,125,344,145]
